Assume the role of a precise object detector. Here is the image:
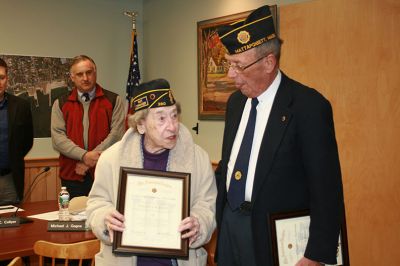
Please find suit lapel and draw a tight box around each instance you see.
[251,74,293,202]
[225,94,247,158]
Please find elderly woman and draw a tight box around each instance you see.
[86,79,217,266]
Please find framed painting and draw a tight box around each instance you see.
[197,5,278,120]
[0,54,72,137]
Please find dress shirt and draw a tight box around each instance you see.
[77,87,95,149]
[77,87,96,102]
[226,70,281,201]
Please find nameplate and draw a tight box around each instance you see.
[47,221,87,231]
[0,217,20,228]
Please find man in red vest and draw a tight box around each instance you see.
[51,55,125,198]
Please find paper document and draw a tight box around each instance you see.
[28,210,59,221]
[0,205,24,214]
[27,210,87,221]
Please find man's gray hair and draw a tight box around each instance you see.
[254,38,283,61]
[70,55,97,71]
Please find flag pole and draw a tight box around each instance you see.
[124,11,138,55]
[123,11,141,118]
[124,11,138,30]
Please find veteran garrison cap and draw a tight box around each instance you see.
[131,79,176,112]
[217,5,277,54]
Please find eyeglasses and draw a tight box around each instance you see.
[223,54,269,73]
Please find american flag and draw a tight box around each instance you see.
[126,30,141,113]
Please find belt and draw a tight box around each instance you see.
[0,168,11,176]
[239,201,252,213]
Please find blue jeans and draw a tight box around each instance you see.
[0,172,19,205]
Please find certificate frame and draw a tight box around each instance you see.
[269,210,350,266]
[113,167,190,258]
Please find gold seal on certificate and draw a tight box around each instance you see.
[113,167,190,259]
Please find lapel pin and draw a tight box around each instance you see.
[281,116,286,122]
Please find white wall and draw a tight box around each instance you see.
[1,0,309,161]
[0,0,143,158]
[142,0,306,161]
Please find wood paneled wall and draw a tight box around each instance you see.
[280,0,400,265]
[24,157,60,202]
[23,159,219,203]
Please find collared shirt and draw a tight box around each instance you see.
[0,94,9,169]
[77,87,95,149]
[77,87,96,102]
[226,70,281,201]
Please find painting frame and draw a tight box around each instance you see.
[197,6,278,120]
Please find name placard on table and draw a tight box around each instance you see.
[47,221,88,231]
[0,217,20,228]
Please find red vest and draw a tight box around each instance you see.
[59,84,116,181]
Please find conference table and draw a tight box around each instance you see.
[0,200,95,261]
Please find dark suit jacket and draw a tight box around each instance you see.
[215,73,344,265]
[7,93,34,200]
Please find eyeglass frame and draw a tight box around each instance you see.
[223,53,270,73]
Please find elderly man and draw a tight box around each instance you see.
[215,5,345,266]
[51,55,125,198]
[86,79,217,266]
[0,58,33,205]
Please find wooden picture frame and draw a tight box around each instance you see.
[197,6,278,120]
[269,210,350,266]
[113,167,191,259]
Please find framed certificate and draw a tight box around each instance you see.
[113,167,191,258]
[270,210,349,266]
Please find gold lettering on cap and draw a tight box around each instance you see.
[237,30,250,44]
[235,37,267,54]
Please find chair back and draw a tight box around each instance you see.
[33,239,100,266]
[204,230,217,266]
[7,257,23,266]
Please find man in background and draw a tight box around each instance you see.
[215,5,344,266]
[51,55,124,198]
[0,58,33,205]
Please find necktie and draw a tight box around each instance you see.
[82,93,90,102]
[227,98,258,210]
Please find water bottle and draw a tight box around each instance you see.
[58,186,70,221]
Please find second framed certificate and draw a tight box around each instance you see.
[113,167,191,258]
[270,210,349,266]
